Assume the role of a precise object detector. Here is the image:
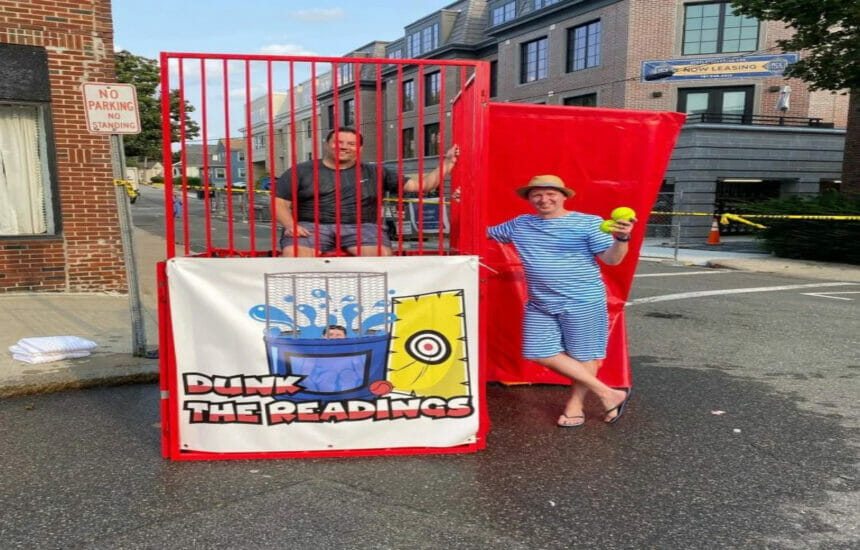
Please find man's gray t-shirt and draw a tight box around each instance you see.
[275,160,407,224]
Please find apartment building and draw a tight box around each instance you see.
[250,0,849,234]
[245,73,332,184]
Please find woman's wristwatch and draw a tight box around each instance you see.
[614,235,631,242]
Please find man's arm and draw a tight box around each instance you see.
[598,218,634,265]
[403,145,459,193]
[275,197,310,237]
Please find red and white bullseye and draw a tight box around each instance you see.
[405,330,451,365]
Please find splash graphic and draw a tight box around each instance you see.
[248,289,395,338]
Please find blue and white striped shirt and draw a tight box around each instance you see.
[487,212,614,313]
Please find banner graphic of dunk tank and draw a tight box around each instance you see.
[166,255,481,456]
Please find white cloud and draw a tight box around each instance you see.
[258,43,318,57]
[287,8,344,22]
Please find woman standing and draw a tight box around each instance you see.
[487,175,635,427]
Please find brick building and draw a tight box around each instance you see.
[0,0,127,292]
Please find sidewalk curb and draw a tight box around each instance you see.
[0,355,158,399]
[706,259,860,283]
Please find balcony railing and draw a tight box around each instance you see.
[686,113,835,128]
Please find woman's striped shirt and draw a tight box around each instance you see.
[487,212,614,313]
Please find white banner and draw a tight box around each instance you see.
[167,255,481,454]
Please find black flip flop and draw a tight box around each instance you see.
[604,389,632,424]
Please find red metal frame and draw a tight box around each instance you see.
[158,52,490,460]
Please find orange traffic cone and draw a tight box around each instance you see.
[706,217,722,245]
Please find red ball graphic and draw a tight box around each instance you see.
[369,380,393,395]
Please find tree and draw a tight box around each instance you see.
[730,0,860,195]
[114,50,200,161]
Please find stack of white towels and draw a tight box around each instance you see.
[9,336,98,364]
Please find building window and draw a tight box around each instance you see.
[490,60,498,98]
[238,151,245,161]
[327,104,335,128]
[0,103,56,235]
[402,80,415,112]
[388,49,402,59]
[425,71,441,106]
[407,33,421,58]
[534,0,558,9]
[338,63,354,85]
[214,168,226,179]
[402,127,415,158]
[678,85,753,123]
[491,2,516,25]
[520,37,548,83]
[407,23,440,57]
[567,20,601,72]
[424,123,440,156]
[303,119,313,137]
[238,168,247,178]
[252,135,265,150]
[683,2,759,55]
[343,99,355,126]
[564,93,597,107]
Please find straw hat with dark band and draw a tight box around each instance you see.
[515,174,575,199]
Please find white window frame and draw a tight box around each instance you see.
[0,102,56,236]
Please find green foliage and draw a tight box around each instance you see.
[730,0,860,91]
[184,176,202,187]
[150,175,165,183]
[115,50,200,161]
[741,194,860,263]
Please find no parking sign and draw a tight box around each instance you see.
[81,82,141,134]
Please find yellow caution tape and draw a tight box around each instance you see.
[650,211,714,217]
[144,182,452,203]
[651,211,860,221]
[720,214,767,229]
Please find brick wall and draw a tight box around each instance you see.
[0,0,127,293]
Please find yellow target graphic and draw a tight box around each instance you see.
[388,290,469,398]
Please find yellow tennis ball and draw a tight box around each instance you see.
[599,220,615,233]
[611,206,636,221]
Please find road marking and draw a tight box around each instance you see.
[800,291,860,301]
[629,282,858,305]
[634,270,731,278]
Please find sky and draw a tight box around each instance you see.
[112,0,454,142]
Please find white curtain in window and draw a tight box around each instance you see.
[0,105,47,235]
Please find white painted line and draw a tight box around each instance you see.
[800,291,860,301]
[634,270,732,278]
[629,282,857,305]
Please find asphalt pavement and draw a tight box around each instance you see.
[0,188,858,548]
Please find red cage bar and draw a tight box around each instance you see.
[158,52,491,460]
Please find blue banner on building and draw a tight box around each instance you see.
[641,53,799,82]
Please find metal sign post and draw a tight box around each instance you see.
[82,82,147,357]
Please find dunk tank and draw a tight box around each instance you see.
[157,52,684,460]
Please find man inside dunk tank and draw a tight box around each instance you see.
[452,103,685,428]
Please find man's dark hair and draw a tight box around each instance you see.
[325,127,363,146]
[323,324,348,336]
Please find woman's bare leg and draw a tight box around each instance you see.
[531,354,626,420]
